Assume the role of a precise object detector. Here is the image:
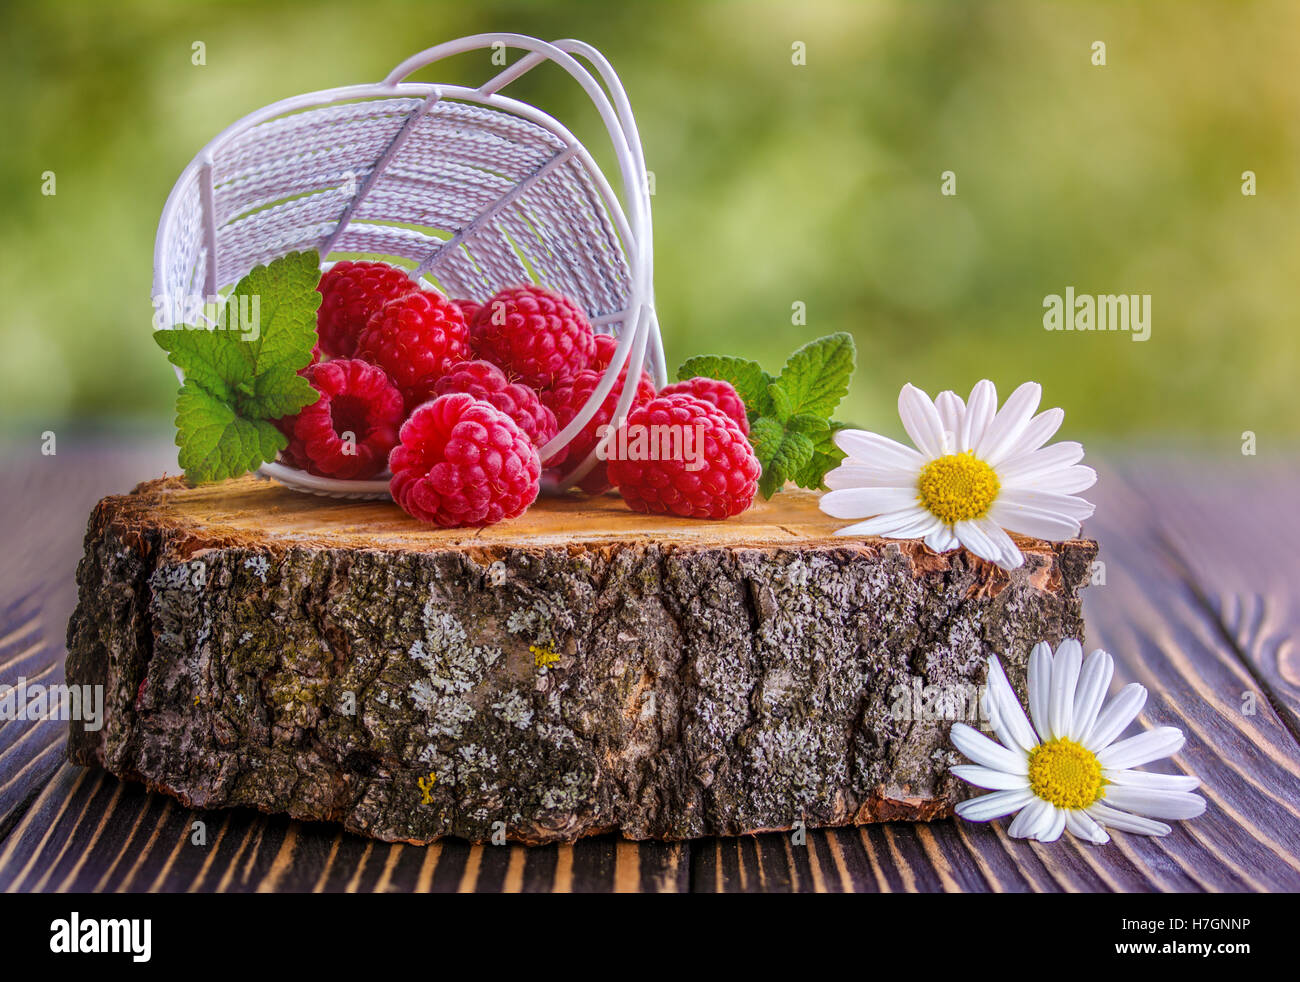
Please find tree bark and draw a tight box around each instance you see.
[66,476,1096,844]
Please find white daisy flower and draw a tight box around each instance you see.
[950,640,1206,844]
[819,380,1097,570]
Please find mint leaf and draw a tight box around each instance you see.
[236,250,322,377]
[156,251,322,484]
[241,368,317,420]
[677,355,772,418]
[767,382,793,424]
[776,332,855,419]
[154,329,252,402]
[751,417,815,499]
[787,413,829,437]
[792,421,849,490]
[175,384,287,484]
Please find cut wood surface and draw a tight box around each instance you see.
[1,440,1296,891]
[64,475,1093,844]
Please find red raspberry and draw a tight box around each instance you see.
[316,261,417,358]
[388,393,540,526]
[355,290,471,410]
[276,359,405,479]
[542,367,656,493]
[590,333,620,370]
[607,393,760,519]
[432,360,558,454]
[658,376,750,435]
[470,285,595,389]
[451,298,482,324]
[589,332,657,394]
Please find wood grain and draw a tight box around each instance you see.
[1115,454,1300,734]
[1,441,1298,891]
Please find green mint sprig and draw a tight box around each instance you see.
[154,250,322,484]
[677,332,856,499]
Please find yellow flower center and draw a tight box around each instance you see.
[916,452,1001,524]
[1027,738,1105,810]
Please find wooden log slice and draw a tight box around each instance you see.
[66,476,1097,844]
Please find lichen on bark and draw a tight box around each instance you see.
[66,482,1096,844]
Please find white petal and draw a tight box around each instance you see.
[1101,786,1206,820]
[834,429,925,470]
[824,463,917,490]
[987,500,1082,541]
[1048,639,1082,741]
[977,381,1042,465]
[975,518,1025,570]
[1069,648,1114,741]
[954,788,1034,822]
[995,441,1085,484]
[835,510,942,540]
[924,526,959,552]
[1084,683,1148,751]
[819,486,918,519]
[831,506,931,538]
[954,519,1017,568]
[995,488,1096,523]
[950,723,1029,774]
[1086,802,1172,837]
[1007,797,1054,839]
[1097,727,1186,770]
[1065,809,1110,844]
[950,765,1030,791]
[959,380,997,452]
[1036,806,1068,843]
[1103,769,1201,792]
[898,384,947,459]
[934,390,965,445]
[985,656,1039,753]
[1011,465,1097,496]
[881,511,943,539]
[1014,407,1065,455]
[1027,641,1054,743]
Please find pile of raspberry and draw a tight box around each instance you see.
[273,260,760,526]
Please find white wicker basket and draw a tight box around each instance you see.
[154,33,665,499]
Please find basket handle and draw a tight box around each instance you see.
[385,35,665,487]
[383,35,652,292]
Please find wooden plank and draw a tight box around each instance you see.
[0,439,180,841]
[1065,461,1300,890]
[1116,454,1300,733]
[0,595,70,839]
[0,762,693,892]
[3,446,1298,892]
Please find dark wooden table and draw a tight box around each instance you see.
[2,437,1296,892]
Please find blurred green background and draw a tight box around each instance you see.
[2,0,1297,444]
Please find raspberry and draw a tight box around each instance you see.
[589,332,657,396]
[658,376,750,435]
[316,261,417,359]
[389,393,540,526]
[590,333,620,370]
[470,285,595,389]
[451,298,482,324]
[355,290,471,410]
[542,367,656,493]
[432,360,558,454]
[607,393,760,519]
[276,359,405,479]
